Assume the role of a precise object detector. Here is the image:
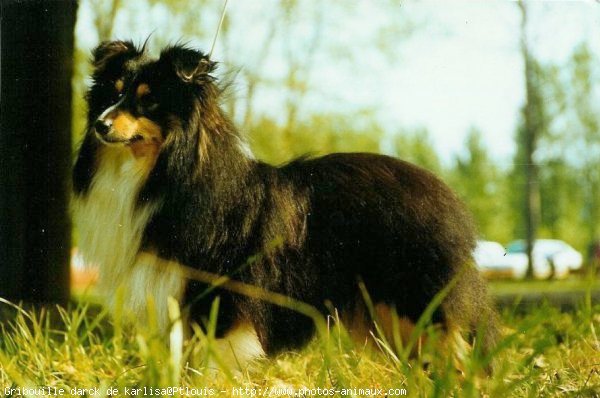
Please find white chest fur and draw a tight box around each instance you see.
[72,148,185,330]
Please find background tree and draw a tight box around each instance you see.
[569,44,600,254]
[249,113,383,164]
[391,128,442,175]
[450,128,513,244]
[516,0,543,278]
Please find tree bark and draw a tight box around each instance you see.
[0,0,77,305]
[518,0,540,279]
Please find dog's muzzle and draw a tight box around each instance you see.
[94,120,143,145]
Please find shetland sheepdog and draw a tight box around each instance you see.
[73,41,498,368]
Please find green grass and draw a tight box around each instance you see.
[489,278,600,296]
[1,293,599,398]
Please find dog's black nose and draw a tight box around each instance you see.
[94,120,110,135]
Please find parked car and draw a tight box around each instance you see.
[474,239,582,279]
[502,241,552,279]
[473,240,513,278]
[506,239,583,279]
[504,239,582,279]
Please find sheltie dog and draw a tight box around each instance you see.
[73,41,498,369]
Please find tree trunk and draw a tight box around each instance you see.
[518,0,540,279]
[0,0,77,305]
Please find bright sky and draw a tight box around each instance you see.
[385,0,600,165]
[76,0,600,165]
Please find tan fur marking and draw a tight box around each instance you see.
[342,302,418,352]
[342,302,473,368]
[112,112,138,138]
[198,127,211,163]
[342,302,370,343]
[115,79,124,92]
[110,112,163,160]
[136,83,151,98]
[375,303,417,345]
[136,117,162,141]
[129,117,163,159]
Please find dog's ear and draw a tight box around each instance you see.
[91,40,141,73]
[160,46,217,84]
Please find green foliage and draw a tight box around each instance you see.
[538,158,586,246]
[449,128,514,244]
[248,113,383,164]
[568,44,600,245]
[391,127,442,175]
[509,57,549,249]
[506,43,600,253]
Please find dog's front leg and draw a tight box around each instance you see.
[108,251,186,333]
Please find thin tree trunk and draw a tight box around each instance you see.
[518,0,540,279]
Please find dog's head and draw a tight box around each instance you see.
[86,41,217,158]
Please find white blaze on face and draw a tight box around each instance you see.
[98,102,119,125]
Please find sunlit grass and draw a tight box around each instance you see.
[1,293,599,397]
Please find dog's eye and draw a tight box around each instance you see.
[139,95,159,112]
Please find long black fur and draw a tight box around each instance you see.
[74,41,498,356]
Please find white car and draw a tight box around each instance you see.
[474,240,515,278]
[503,239,583,279]
[474,239,582,279]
